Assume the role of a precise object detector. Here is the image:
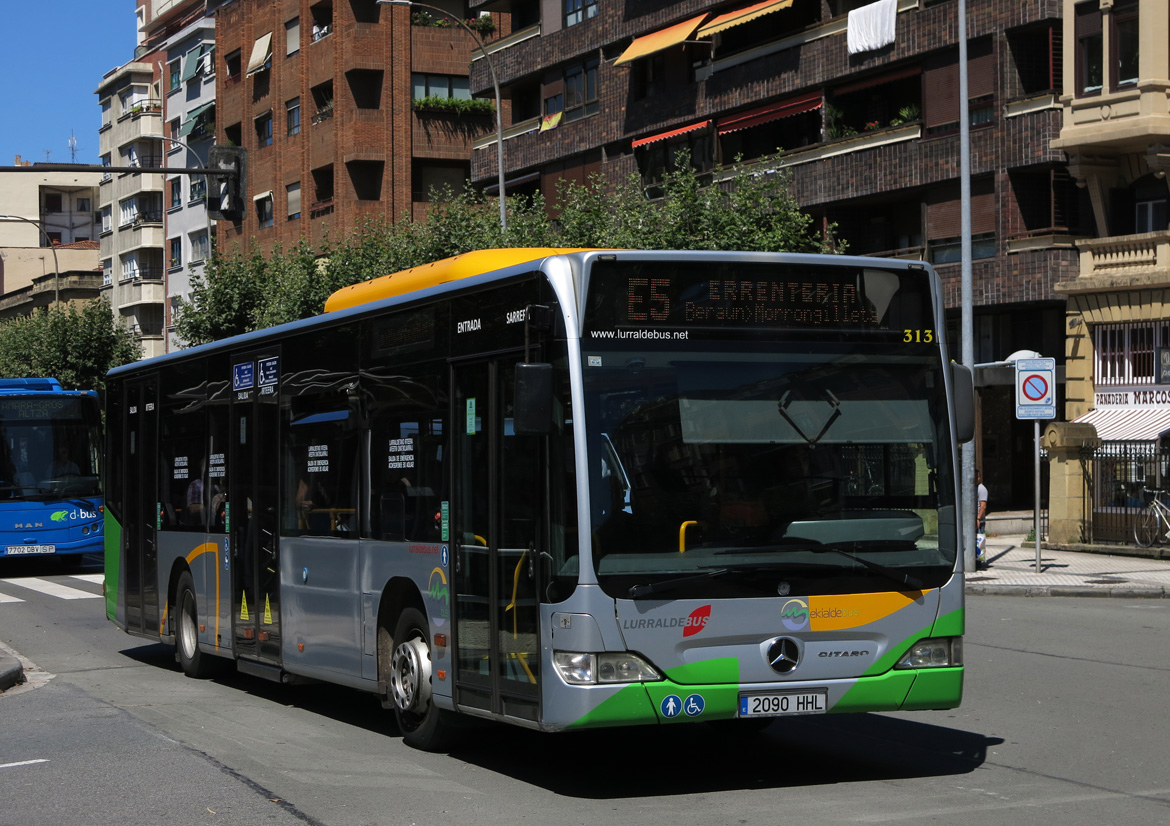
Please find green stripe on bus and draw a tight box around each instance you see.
[104,513,122,622]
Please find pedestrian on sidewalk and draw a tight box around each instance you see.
[976,469,989,570]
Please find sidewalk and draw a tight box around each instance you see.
[969,532,1170,597]
[0,641,25,693]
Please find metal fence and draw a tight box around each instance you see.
[1081,443,1168,544]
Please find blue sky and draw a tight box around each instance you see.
[0,3,137,166]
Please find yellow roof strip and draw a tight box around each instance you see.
[324,248,591,313]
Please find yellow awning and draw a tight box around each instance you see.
[613,14,708,67]
[696,0,794,38]
[246,32,273,75]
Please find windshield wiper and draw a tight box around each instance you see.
[628,568,730,599]
[716,539,924,590]
[809,544,923,590]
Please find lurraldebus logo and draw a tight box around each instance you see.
[781,598,810,631]
[620,604,712,637]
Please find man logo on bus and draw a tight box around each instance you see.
[683,604,711,637]
[781,598,809,631]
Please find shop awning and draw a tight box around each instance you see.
[1072,408,1170,442]
[613,14,708,67]
[632,120,711,149]
[697,0,795,38]
[246,32,273,75]
[716,90,823,135]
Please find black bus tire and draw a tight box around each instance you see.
[176,570,218,679]
[389,607,458,752]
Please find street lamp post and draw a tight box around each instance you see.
[377,0,507,232]
[0,213,61,306]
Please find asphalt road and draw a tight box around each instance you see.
[2,556,1168,826]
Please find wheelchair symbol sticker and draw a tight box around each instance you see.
[683,694,705,717]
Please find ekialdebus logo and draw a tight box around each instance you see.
[781,598,809,631]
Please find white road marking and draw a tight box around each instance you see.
[4,577,100,599]
[0,759,49,770]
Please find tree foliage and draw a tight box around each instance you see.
[0,299,141,395]
[175,152,842,344]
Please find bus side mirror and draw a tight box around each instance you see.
[952,362,975,443]
[514,363,553,435]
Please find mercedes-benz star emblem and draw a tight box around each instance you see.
[766,637,800,674]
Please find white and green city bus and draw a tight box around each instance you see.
[104,248,974,750]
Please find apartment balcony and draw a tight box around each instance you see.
[1056,231,1170,295]
[112,269,166,311]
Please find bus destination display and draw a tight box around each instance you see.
[586,260,930,335]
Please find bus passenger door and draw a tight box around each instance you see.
[230,352,282,664]
[123,378,159,636]
[452,358,544,722]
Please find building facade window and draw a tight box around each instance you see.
[565,0,598,28]
[1075,1,1103,96]
[257,194,274,228]
[169,238,182,269]
[190,230,209,262]
[169,178,182,209]
[287,97,301,135]
[411,74,470,100]
[1094,321,1170,387]
[287,182,302,219]
[1111,0,1139,90]
[564,59,599,122]
[255,112,273,147]
[168,59,182,92]
[286,17,301,56]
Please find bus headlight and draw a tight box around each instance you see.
[553,651,663,685]
[895,637,963,669]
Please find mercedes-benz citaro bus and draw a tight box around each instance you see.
[0,378,103,563]
[104,249,975,751]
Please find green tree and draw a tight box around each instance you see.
[0,300,140,394]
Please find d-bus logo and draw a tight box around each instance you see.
[683,604,711,637]
[780,599,810,631]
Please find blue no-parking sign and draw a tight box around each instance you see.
[1015,358,1056,420]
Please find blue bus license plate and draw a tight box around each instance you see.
[6,545,56,555]
[739,690,827,717]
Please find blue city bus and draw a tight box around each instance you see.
[0,378,104,561]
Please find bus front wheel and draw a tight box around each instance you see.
[389,607,456,752]
[176,571,217,679]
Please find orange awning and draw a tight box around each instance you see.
[716,91,823,134]
[697,0,794,38]
[632,120,711,149]
[613,14,708,66]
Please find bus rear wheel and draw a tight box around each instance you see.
[176,571,217,679]
[389,607,456,752]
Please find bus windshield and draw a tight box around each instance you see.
[583,346,955,598]
[0,395,102,500]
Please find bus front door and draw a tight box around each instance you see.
[452,358,543,722]
[229,352,282,664]
[123,377,159,636]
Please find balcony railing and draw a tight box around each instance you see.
[1077,231,1170,282]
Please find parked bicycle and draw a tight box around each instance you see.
[1133,488,1170,548]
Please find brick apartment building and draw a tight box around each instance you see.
[212,0,498,256]
[464,0,1085,508]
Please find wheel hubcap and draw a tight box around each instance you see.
[390,635,432,714]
